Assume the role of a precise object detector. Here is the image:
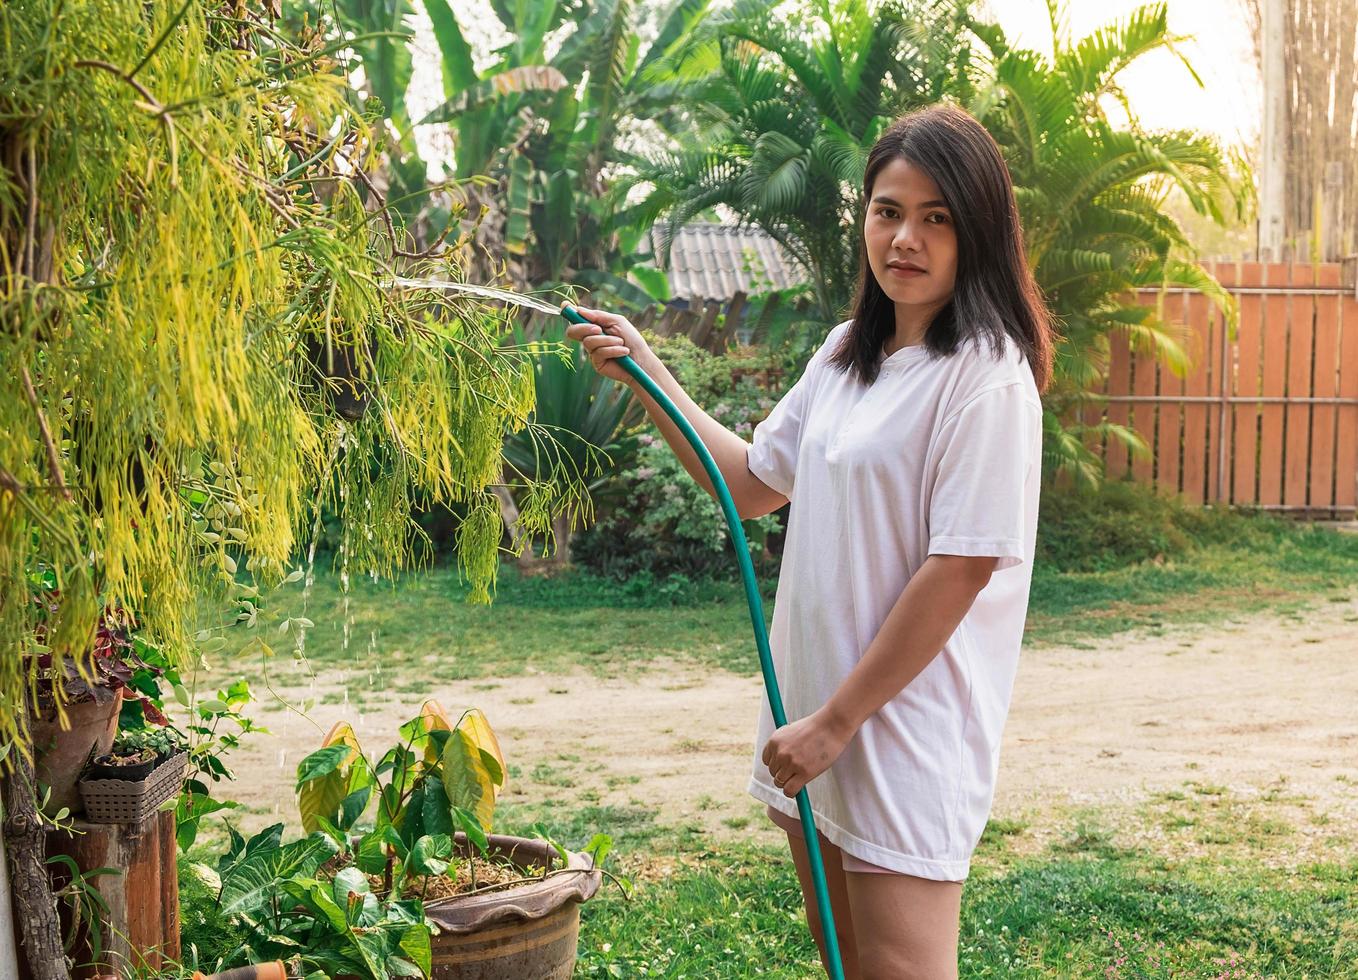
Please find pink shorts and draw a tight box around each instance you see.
[765,805,897,875]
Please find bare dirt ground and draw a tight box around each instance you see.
[219,595,1358,868]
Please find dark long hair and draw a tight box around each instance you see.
[828,104,1054,392]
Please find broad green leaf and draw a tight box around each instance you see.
[399,699,454,769]
[584,833,612,869]
[281,878,348,935]
[453,805,489,854]
[424,0,477,100]
[420,776,457,839]
[332,866,379,927]
[409,834,452,877]
[391,937,430,980]
[218,834,336,916]
[296,744,353,788]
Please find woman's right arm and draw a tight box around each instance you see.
[565,303,789,520]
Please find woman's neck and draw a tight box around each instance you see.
[885,304,936,355]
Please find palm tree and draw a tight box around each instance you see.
[422,0,711,303]
[969,1,1251,480]
[628,0,976,326]
[639,0,1248,481]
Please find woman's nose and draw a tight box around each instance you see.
[892,220,923,252]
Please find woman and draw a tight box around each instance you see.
[565,104,1052,979]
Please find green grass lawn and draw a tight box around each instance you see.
[260,516,1358,686]
[486,794,1357,979]
[188,511,1357,977]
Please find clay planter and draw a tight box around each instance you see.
[29,688,124,815]
[421,832,602,980]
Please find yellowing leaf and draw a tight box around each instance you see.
[441,727,496,833]
[416,700,454,767]
[456,707,506,799]
[298,722,363,834]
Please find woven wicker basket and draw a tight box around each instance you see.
[79,750,188,824]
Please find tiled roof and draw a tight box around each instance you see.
[644,222,807,302]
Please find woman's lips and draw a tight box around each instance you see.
[887,265,925,278]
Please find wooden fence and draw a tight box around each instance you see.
[1093,261,1358,515]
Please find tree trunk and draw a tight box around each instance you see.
[491,480,528,557]
[547,510,572,567]
[0,811,22,977]
[2,747,70,980]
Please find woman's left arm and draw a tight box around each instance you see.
[761,554,997,798]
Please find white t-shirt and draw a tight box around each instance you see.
[745,319,1043,881]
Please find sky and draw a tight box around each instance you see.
[414,0,1262,160]
[979,0,1260,149]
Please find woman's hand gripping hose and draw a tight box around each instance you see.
[561,303,846,980]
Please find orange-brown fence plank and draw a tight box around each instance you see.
[1208,275,1231,504]
[1283,262,1315,508]
[1310,287,1341,509]
[1154,288,1187,496]
[1105,331,1132,479]
[1231,262,1265,505]
[1336,287,1358,510]
[1130,329,1157,484]
[1257,264,1289,506]
[1180,287,1212,504]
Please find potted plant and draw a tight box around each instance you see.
[26,595,172,814]
[85,725,187,783]
[78,720,189,825]
[201,700,612,979]
[292,700,612,979]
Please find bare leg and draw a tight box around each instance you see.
[784,830,862,979]
[843,870,962,980]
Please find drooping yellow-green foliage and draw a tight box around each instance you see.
[0,0,583,748]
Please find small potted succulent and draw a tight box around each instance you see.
[87,725,187,782]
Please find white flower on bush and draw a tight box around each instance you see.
[636,466,657,480]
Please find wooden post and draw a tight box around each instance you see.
[0,817,22,977]
[45,812,180,980]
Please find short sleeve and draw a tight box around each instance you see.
[927,382,1036,571]
[745,325,842,497]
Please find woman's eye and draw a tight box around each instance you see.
[926,212,949,224]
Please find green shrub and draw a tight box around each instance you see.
[1035,479,1280,573]
[573,335,794,580]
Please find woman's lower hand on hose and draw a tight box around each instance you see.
[763,707,854,798]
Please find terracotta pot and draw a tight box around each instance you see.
[29,688,123,815]
[193,963,287,980]
[421,832,602,980]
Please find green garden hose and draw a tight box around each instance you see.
[388,279,845,978]
[559,304,846,980]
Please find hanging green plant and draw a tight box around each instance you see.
[0,1,588,752]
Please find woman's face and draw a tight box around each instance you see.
[863,157,958,319]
